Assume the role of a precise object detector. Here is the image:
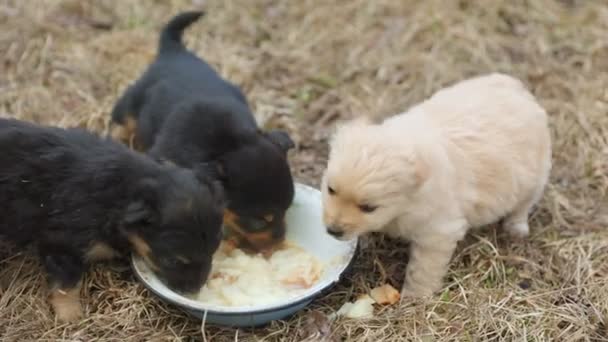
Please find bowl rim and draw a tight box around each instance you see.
[131,183,358,316]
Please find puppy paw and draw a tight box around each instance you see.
[399,283,433,304]
[504,221,530,238]
[55,300,83,323]
[49,289,83,323]
[399,287,416,304]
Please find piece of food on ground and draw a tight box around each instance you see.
[334,283,400,319]
[370,284,400,305]
[335,295,376,319]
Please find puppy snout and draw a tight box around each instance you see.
[326,225,344,238]
[271,220,286,241]
[167,277,201,295]
[230,215,286,250]
[165,261,212,295]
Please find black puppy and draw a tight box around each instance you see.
[110,11,295,251]
[0,118,224,322]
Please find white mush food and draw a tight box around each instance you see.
[336,295,376,319]
[196,242,324,307]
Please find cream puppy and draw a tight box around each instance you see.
[322,73,551,298]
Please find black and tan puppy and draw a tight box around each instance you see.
[0,118,224,322]
[110,11,295,251]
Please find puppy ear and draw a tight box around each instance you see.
[413,154,430,187]
[331,116,373,142]
[124,179,160,227]
[401,151,430,190]
[193,162,228,208]
[339,116,373,129]
[352,116,373,125]
[195,161,226,182]
[124,201,155,226]
[207,177,226,208]
[265,130,295,152]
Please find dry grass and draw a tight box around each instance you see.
[1,0,607,341]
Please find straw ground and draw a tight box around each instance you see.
[1,0,607,341]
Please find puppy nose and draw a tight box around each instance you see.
[169,281,200,295]
[326,226,344,238]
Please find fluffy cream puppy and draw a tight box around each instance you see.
[322,73,551,298]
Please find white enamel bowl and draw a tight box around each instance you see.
[131,183,358,327]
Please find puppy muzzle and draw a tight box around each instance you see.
[224,210,286,250]
[326,226,345,239]
[165,267,210,295]
[169,281,200,295]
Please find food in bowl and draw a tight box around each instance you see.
[195,240,324,307]
[131,183,358,327]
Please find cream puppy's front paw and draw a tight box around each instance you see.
[400,230,462,303]
[503,221,530,238]
[399,282,433,304]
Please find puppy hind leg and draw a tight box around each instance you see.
[40,246,86,322]
[502,208,530,238]
[502,187,545,238]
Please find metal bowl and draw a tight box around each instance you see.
[131,183,358,327]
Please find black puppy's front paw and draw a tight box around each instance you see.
[40,248,86,322]
[48,285,83,323]
[265,130,295,152]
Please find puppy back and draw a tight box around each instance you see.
[419,73,551,225]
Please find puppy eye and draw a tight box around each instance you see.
[163,256,189,267]
[327,186,336,195]
[162,258,179,267]
[249,218,268,231]
[176,256,191,264]
[358,204,377,213]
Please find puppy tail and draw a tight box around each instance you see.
[159,11,205,54]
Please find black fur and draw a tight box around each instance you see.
[110,11,295,250]
[0,118,224,295]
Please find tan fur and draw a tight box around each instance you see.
[109,116,136,142]
[223,209,275,249]
[223,209,239,227]
[322,73,552,297]
[48,285,82,323]
[109,116,142,150]
[128,234,159,271]
[85,242,119,262]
